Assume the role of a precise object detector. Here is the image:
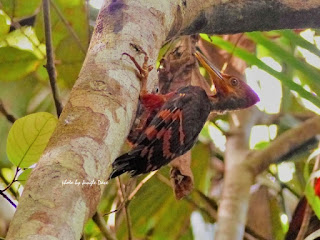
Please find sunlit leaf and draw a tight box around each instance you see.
[0,0,41,19]
[1,27,45,58]
[0,10,10,36]
[1,167,15,183]
[0,46,40,81]
[270,197,286,239]
[253,141,270,150]
[6,112,58,168]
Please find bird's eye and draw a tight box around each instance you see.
[230,77,239,86]
[154,86,160,93]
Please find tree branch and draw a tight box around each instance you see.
[179,0,320,36]
[248,115,320,176]
[215,109,258,240]
[6,0,174,238]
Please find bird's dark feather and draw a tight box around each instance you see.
[109,86,211,178]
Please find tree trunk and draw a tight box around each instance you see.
[6,0,320,239]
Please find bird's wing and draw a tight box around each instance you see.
[132,87,209,172]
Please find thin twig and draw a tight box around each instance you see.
[0,191,16,208]
[43,0,63,116]
[92,212,117,240]
[85,0,91,44]
[0,99,16,123]
[49,0,87,54]
[104,173,155,216]
[221,33,244,73]
[0,169,19,199]
[128,171,157,200]
[0,167,20,193]
[116,178,132,240]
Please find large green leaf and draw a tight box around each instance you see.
[0,76,53,168]
[0,0,41,19]
[0,9,10,36]
[200,35,320,108]
[6,112,58,168]
[0,46,40,81]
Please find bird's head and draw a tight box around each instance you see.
[194,51,259,113]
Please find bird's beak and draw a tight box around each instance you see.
[194,51,224,90]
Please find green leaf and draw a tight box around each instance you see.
[116,171,190,240]
[0,0,41,19]
[56,37,85,88]
[192,143,211,191]
[253,141,270,150]
[1,27,46,58]
[305,179,320,219]
[6,112,58,168]
[0,10,10,36]
[200,35,320,108]
[303,153,320,219]
[17,168,33,185]
[115,142,211,239]
[246,32,320,91]
[0,46,40,81]
[281,30,320,58]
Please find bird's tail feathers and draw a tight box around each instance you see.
[109,153,141,179]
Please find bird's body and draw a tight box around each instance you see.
[109,48,259,179]
[110,86,211,178]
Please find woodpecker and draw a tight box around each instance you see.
[109,49,259,179]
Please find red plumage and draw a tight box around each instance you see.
[315,178,320,197]
[110,85,211,178]
[109,49,259,179]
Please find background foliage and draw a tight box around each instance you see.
[0,0,319,239]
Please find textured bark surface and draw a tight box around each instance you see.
[6,0,320,239]
[180,0,320,36]
[6,0,176,239]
